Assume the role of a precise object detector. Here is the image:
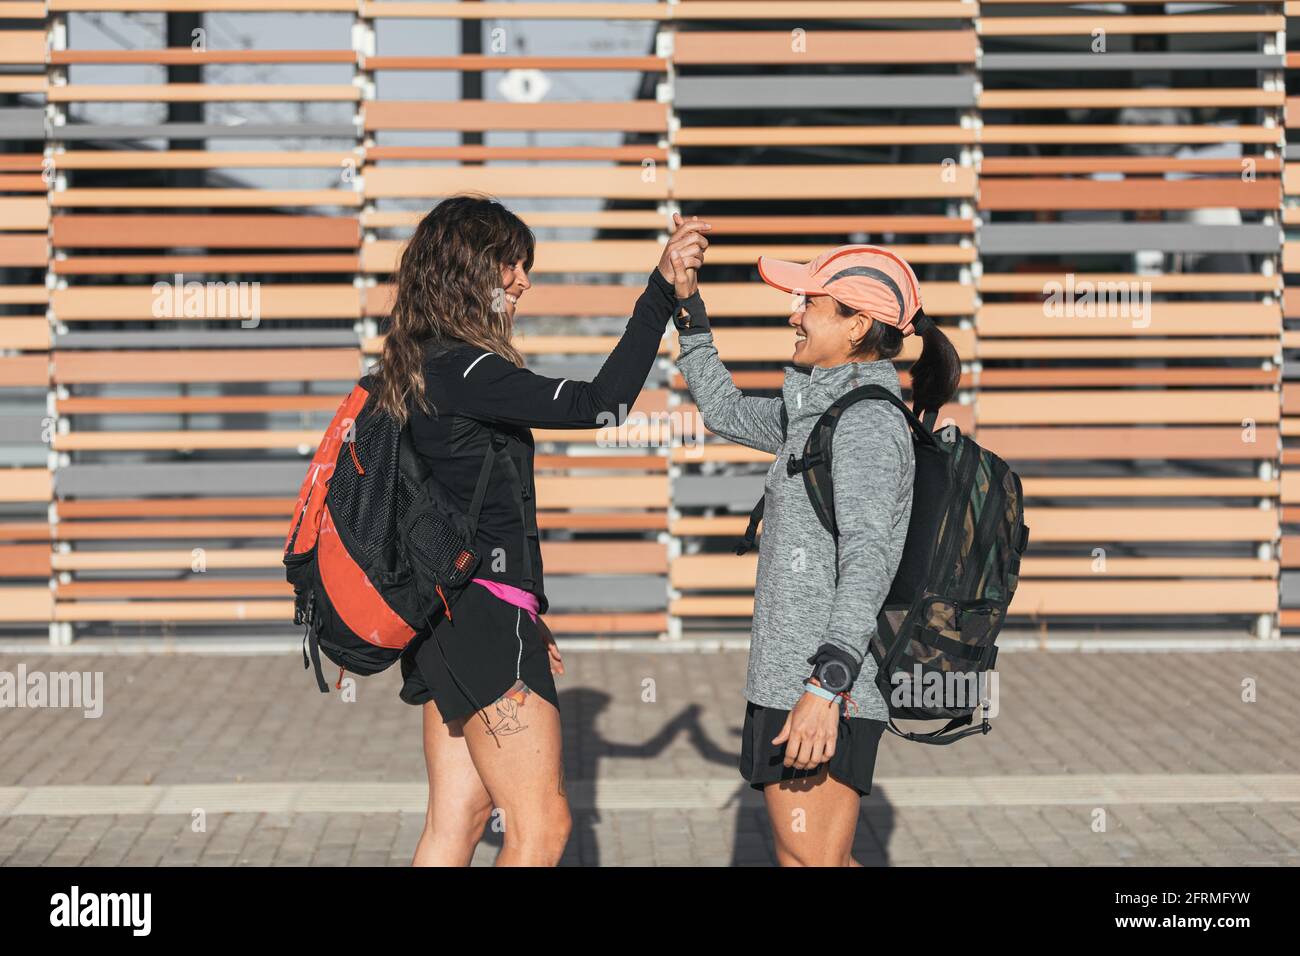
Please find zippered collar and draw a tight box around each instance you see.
[782,357,901,422]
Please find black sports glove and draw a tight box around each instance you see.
[673,290,710,336]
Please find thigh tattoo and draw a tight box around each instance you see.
[485,679,532,737]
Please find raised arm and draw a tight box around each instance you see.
[454,269,674,429]
[455,219,711,430]
[672,290,786,455]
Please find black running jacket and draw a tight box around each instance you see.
[408,268,678,615]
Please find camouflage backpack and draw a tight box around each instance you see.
[737,384,1030,745]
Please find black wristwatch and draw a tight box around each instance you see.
[811,657,853,695]
[807,643,860,695]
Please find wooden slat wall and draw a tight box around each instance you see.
[977,0,1283,636]
[0,4,54,627]
[0,1,1291,641]
[39,2,363,638]
[1284,6,1300,630]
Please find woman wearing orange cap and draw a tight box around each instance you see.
[669,243,961,866]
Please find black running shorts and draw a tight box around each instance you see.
[398,581,560,724]
[739,700,887,797]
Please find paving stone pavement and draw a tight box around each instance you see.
[1,648,1298,866]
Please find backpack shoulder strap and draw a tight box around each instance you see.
[466,429,509,540]
[733,400,789,556]
[911,399,939,432]
[792,384,938,539]
[398,420,506,540]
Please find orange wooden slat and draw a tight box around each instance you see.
[979,15,1284,36]
[673,30,976,64]
[0,356,50,387]
[363,100,668,132]
[982,157,1283,175]
[49,83,359,102]
[58,498,293,519]
[977,427,1280,461]
[53,188,360,208]
[983,89,1280,109]
[51,49,356,64]
[364,55,665,71]
[0,234,48,268]
[57,580,290,599]
[57,395,345,415]
[52,214,359,248]
[0,545,51,577]
[0,470,52,504]
[0,588,53,623]
[52,349,361,384]
[54,254,360,274]
[979,177,1280,211]
[52,285,362,321]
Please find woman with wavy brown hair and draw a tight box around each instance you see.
[373,195,708,866]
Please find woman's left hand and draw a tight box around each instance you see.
[659,213,709,298]
[537,615,564,676]
[772,687,840,770]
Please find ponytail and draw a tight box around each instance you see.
[908,312,961,414]
[837,300,961,413]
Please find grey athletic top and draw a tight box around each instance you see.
[674,292,915,719]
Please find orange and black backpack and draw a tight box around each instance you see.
[283,373,504,692]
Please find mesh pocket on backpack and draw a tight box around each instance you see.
[400,475,481,592]
[326,406,401,569]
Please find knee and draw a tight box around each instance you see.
[504,799,571,864]
[427,798,494,844]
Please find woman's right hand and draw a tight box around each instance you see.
[658,213,710,298]
[772,686,841,771]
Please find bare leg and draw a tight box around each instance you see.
[461,680,571,867]
[412,698,494,867]
[762,766,863,867]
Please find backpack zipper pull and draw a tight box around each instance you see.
[335,667,346,690]
[436,583,453,621]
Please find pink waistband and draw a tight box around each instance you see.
[470,577,539,624]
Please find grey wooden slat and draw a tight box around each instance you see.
[543,575,665,612]
[0,414,46,444]
[56,462,308,498]
[1280,572,1300,607]
[674,473,764,510]
[980,224,1280,255]
[0,448,48,468]
[0,108,45,139]
[55,330,361,349]
[982,53,1281,71]
[675,75,975,110]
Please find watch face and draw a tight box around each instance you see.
[820,661,850,693]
